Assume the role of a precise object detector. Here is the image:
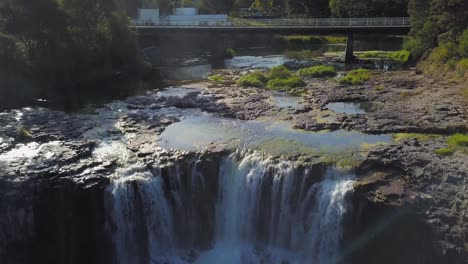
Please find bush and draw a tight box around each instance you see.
[427,42,458,63]
[267,76,305,89]
[456,58,468,79]
[224,48,236,59]
[236,71,267,87]
[339,69,370,85]
[266,65,291,79]
[297,65,337,78]
[458,29,468,58]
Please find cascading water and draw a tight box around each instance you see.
[104,147,354,264]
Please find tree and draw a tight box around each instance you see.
[330,0,408,17]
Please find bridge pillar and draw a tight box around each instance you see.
[345,32,357,64]
[209,32,225,68]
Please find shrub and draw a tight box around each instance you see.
[459,29,468,58]
[267,76,305,89]
[297,65,337,78]
[456,58,468,79]
[339,69,370,85]
[224,48,236,59]
[427,42,458,63]
[267,65,292,79]
[236,71,267,87]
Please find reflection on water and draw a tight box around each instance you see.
[159,64,212,81]
[326,102,378,114]
[158,110,390,154]
[225,56,290,69]
[271,92,302,109]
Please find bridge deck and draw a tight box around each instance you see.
[132,17,409,28]
[133,17,410,34]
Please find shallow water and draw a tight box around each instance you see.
[326,102,378,114]
[270,92,302,109]
[158,110,390,154]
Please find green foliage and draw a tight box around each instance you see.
[359,50,411,63]
[330,0,408,17]
[434,148,455,156]
[297,65,337,78]
[405,0,467,61]
[434,134,468,156]
[1,0,142,90]
[224,48,236,59]
[447,133,468,148]
[456,59,468,79]
[208,75,225,82]
[266,65,292,79]
[236,71,267,87]
[459,29,468,58]
[267,76,305,89]
[339,69,370,85]
[392,133,441,142]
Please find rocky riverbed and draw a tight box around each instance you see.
[0,62,467,264]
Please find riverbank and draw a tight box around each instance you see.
[0,61,466,263]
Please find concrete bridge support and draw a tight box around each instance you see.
[209,32,226,67]
[345,32,356,64]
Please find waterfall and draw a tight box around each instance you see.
[104,150,354,264]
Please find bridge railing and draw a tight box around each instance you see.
[132,17,410,28]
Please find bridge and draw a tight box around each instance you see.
[133,17,411,64]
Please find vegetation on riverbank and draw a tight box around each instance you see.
[359,50,411,63]
[297,65,337,78]
[339,69,370,85]
[237,66,306,90]
[435,134,468,156]
[0,0,144,108]
[392,133,441,142]
[403,0,467,80]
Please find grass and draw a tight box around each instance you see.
[266,65,292,79]
[447,133,468,148]
[297,65,337,78]
[339,69,370,85]
[208,75,225,82]
[359,50,411,63]
[392,133,442,142]
[267,76,305,89]
[237,65,306,90]
[18,127,32,139]
[236,71,267,87]
[434,148,455,156]
[456,58,468,80]
[434,133,468,156]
